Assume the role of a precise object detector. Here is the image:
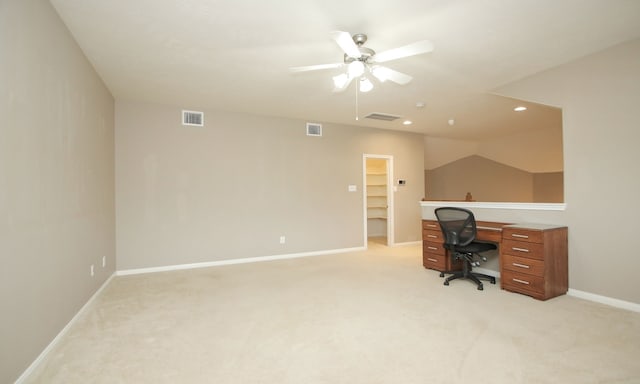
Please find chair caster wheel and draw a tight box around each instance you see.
[444,281,449,286]
[477,285,484,290]
[490,280,496,284]
[439,272,444,278]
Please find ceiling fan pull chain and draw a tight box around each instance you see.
[355,78,359,120]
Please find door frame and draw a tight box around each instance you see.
[362,154,394,247]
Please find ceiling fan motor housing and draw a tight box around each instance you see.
[344,34,375,64]
[344,33,376,64]
[344,48,375,63]
[352,33,368,45]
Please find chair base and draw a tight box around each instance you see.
[439,253,496,290]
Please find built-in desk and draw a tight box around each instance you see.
[422,219,568,300]
[476,221,510,243]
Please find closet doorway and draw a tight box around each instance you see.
[363,155,394,247]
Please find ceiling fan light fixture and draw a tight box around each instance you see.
[359,77,373,92]
[348,60,365,78]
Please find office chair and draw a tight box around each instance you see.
[434,207,497,290]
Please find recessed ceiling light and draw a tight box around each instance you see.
[403,120,412,125]
[447,119,455,126]
[415,102,425,108]
[514,106,527,112]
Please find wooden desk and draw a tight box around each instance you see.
[476,221,510,243]
[422,220,568,301]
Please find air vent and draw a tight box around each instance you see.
[364,112,402,121]
[182,110,204,126]
[306,122,322,137]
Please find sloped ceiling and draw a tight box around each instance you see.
[49,0,640,139]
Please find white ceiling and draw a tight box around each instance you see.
[49,0,640,139]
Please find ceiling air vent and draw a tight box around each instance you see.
[306,122,322,137]
[364,112,402,122]
[182,110,204,126]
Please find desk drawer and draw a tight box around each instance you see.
[502,254,544,277]
[502,227,543,243]
[423,241,445,256]
[502,239,544,260]
[476,228,502,243]
[423,253,447,271]
[423,229,443,242]
[502,270,544,296]
[422,220,440,231]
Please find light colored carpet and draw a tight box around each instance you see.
[24,241,640,383]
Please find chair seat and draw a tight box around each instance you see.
[454,241,497,254]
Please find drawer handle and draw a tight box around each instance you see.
[427,246,438,251]
[512,278,530,285]
[427,235,437,238]
[512,262,530,269]
[426,224,437,228]
[512,247,530,253]
[511,233,529,239]
[427,258,438,262]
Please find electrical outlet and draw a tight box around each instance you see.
[279,236,286,244]
[90,264,94,277]
[102,256,106,268]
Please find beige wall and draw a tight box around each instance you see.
[495,38,640,303]
[116,101,424,270]
[425,155,534,202]
[477,125,563,173]
[425,155,564,203]
[424,126,563,173]
[533,172,564,203]
[0,1,115,382]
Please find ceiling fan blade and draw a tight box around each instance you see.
[331,31,361,58]
[289,63,343,73]
[371,66,413,85]
[332,74,354,92]
[372,40,434,63]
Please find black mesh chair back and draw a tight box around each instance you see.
[434,207,476,248]
[433,207,497,290]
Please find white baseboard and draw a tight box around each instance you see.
[474,273,639,312]
[567,289,640,313]
[15,272,116,384]
[117,246,366,276]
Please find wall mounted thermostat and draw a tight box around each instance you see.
[397,179,406,185]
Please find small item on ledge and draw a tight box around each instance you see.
[465,192,473,201]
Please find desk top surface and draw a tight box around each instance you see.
[426,219,566,232]
[504,223,567,231]
[425,219,567,238]
[476,221,510,231]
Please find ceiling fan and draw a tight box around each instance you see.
[290,31,434,93]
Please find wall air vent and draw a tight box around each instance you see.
[306,122,322,137]
[182,110,204,126]
[364,112,402,121]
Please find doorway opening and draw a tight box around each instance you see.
[363,154,394,248]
